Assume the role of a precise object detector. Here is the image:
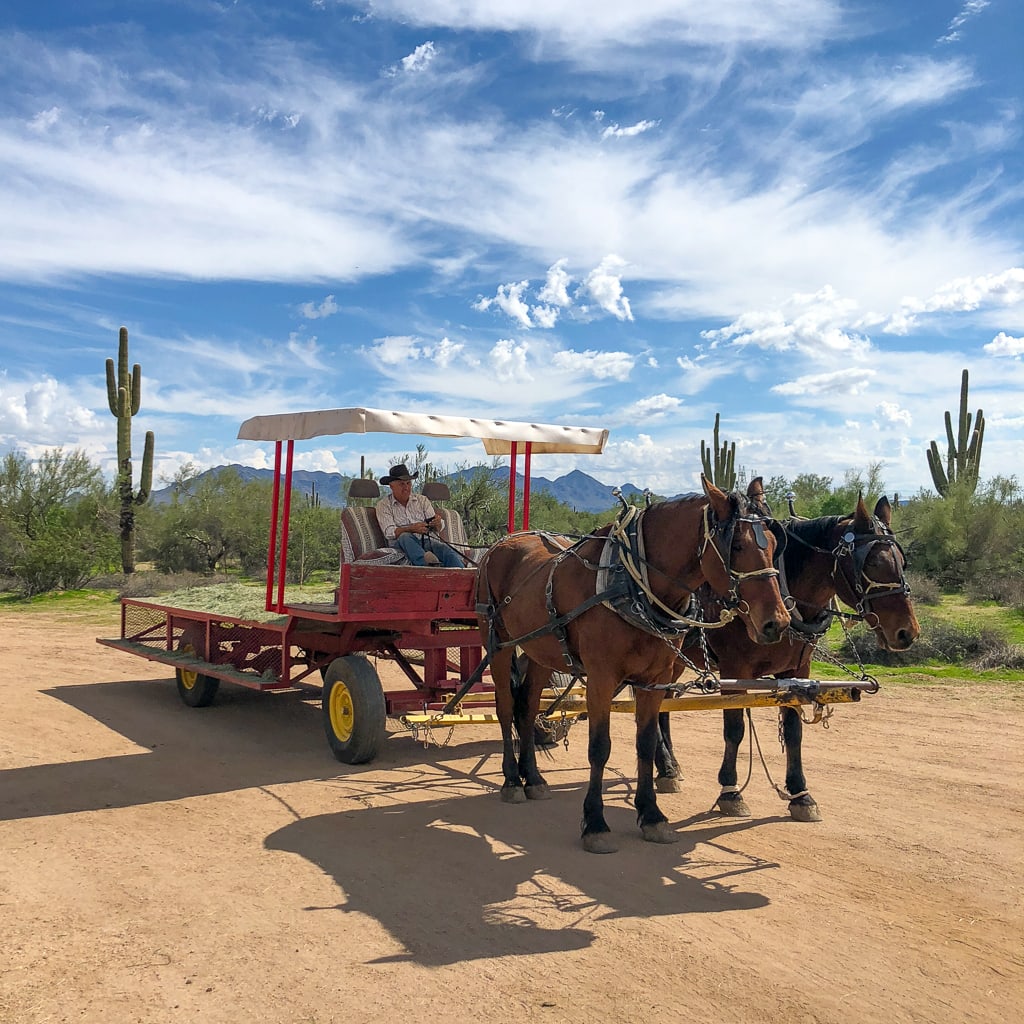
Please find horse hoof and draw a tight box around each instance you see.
[524,783,551,801]
[716,793,751,817]
[655,776,682,793]
[789,797,822,822]
[501,784,526,804]
[641,821,679,844]
[582,832,618,854]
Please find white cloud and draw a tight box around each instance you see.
[630,393,682,416]
[601,120,658,140]
[551,349,634,380]
[490,339,533,381]
[984,332,1024,357]
[474,281,534,328]
[286,332,327,369]
[702,286,870,358]
[400,41,437,73]
[580,255,633,321]
[298,295,339,319]
[371,335,424,364]
[537,259,572,307]
[876,401,912,427]
[347,2,844,62]
[771,368,876,397]
[0,376,103,448]
[29,107,61,132]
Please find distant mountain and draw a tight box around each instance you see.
[150,463,648,513]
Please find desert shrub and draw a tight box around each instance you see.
[89,570,233,599]
[905,571,942,606]
[963,571,1024,609]
[970,640,1024,670]
[836,618,1007,667]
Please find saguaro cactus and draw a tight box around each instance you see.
[926,368,984,497]
[700,413,737,491]
[106,326,155,573]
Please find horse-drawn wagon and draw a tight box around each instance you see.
[98,406,915,846]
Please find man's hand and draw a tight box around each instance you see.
[403,521,430,536]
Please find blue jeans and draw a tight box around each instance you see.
[395,532,464,568]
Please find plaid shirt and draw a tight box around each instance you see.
[375,491,442,544]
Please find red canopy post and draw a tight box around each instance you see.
[264,442,283,612]
[275,440,295,612]
[506,441,518,534]
[522,442,532,531]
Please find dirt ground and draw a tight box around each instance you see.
[1,610,1022,1024]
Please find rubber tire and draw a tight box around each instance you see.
[175,644,220,708]
[322,655,387,764]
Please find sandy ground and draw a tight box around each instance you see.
[1,608,1022,1024]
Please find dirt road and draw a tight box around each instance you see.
[1,610,1021,1023]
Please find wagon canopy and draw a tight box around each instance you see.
[237,407,608,456]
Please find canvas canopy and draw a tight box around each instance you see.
[237,407,608,456]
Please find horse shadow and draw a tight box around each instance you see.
[264,777,775,966]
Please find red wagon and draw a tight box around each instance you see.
[98,407,609,763]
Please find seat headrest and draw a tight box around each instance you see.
[348,477,381,499]
[421,481,451,501]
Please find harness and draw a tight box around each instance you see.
[477,496,781,674]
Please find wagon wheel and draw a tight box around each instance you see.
[175,642,220,708]
[321,655,387,765]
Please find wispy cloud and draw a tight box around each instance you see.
[939,1,991,44]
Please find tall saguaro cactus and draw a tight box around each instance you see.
[926,368,984,497]
[700,412,737,491]
[106,326,155,573]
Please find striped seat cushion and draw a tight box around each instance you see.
[341,507,406,565]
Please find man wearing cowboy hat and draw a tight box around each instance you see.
[375,463,464,568]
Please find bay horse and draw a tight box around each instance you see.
[656,478,919,821]
[476,476,791,854]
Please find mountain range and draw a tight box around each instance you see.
[150,465,650,514]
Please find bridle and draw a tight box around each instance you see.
[829,519,911,625]
[696,504,782,614]
[785,515,911,627]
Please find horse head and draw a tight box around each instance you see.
[699,475,791,645]
[833,493,920,652]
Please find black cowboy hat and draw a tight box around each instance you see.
[381,463,419,484]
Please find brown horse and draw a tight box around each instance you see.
[477,476,791,853]
[656,478,919,820]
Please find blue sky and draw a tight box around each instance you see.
[0,0,1021,497]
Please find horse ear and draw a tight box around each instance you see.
[746,476,764,499]
[702,474,731,520]
[853,491,871,531]
[874,494,893,527]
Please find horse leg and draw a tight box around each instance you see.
[716,708,751,816]
[636,691,677,843]
[781,706,821,821]
[515,656,552,801]
[654,710,682,793]
[581,692,616,854]
[492,647,526,804]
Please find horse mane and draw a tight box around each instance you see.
[784,514,848,578]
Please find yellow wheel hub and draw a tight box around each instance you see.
[329,682,355,743]
[180,644,198,690]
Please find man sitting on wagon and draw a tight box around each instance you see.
[375,464,465,568]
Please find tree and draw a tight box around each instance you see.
[927,368,984,497]
[0,448,118,595]
[105,326,155,573]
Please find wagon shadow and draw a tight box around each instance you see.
[264,785,775,966]
[1,675,573,820]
